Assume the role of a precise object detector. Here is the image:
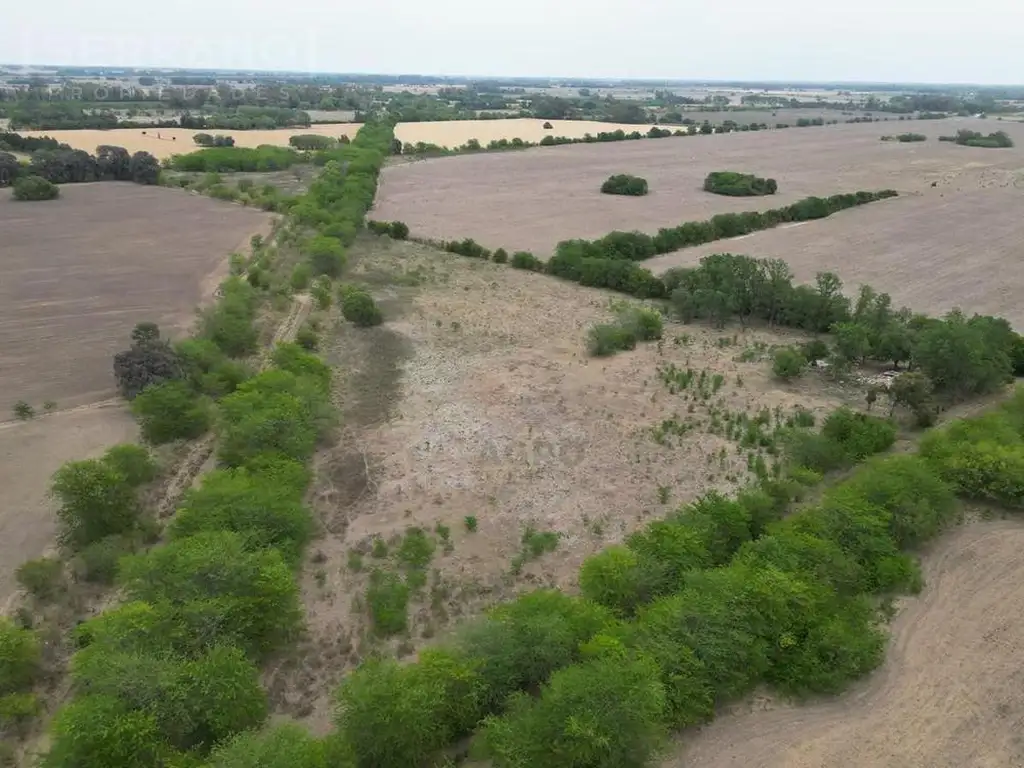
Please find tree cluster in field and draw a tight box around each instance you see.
[0,135,160,191]
[367,219,409,239]
[938,129,1014,148]
[326,403,972,768]
[880,133,926,142]
[35,123,396,768]
[288,134,349,151]
[703,171,778,197]
[192,132,235,147]
[179,107,311,130]
[601,174,649,196]
[168,145,301,172]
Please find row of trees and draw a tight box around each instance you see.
[703,170,778,196]
[193,133,236,147]
[0,136,160,187]
[549,189,897,264]
[168,145,301,173]
[40,122,397,766]
[331,410,953,767]
[939,129,1014,148]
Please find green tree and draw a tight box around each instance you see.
[306,235,347,277]
[340,290,383,327]
[129,151,161,185]
[131,380,212,444]
[832,321,872,364]
[209,723,335,768]
[43,695,171,768]
[12,175,59,201]
[168,467,313,566]
[101,444,157,487]
[113,324,183,400]
[336,649,482,768]
[0,619,41,694]
[117,531,302,657]
[480,645,666,768]
[51,459,140,549]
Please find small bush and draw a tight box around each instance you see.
[388,221,409,240]
[601,174,649,196]
[0,620,40,694]
[102,444,157,487]
[12,175,59,201]
[16,558,63,600]
[289,263,312,290]
[73,535,131,585]
[341,290,383,327]
[295,325,319,350]
[366,570,409,636]
[492,248,509,264]
[587,322,638,356]
[12,401,33,420]
[773,347,807,380]
[305,235,347,277]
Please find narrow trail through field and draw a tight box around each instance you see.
[156,292,312,517]
[665,517,1024,768]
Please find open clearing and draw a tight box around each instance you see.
[272,236,860,730]
[373,117,1024,255]
[645,185,1024,328]
[20,118,672,160]
[665,515,1024,768]
[0,405,138,606]
[0,182,270,409]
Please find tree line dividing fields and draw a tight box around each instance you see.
[0,122,393,767]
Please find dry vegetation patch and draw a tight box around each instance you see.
[664,514,1024,768]
[0,183,270,408]
[374,118,1024,255]
[280,237,860,730]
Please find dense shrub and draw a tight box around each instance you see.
[305,235,347,277]
[703,171,777,196]
[199,278,259,357]
[174,337,252,397]
[169,146,301,172]
[116,531,302,657]
[44,694,170,768]
[12,175,59,201]
[510,251,543,271]
[209,723,335,767]
[288,134,335,150]
[113,323,183,400]
[16,557,64,600]
[388,220,409,240]
[101,444,158,487]
[601,174,648,196]
[341,289,383,327]
[193,133,235,147]
[51,458,142,549]
[169,464,313,566]
[0,620,41,694]
[942,129,1014,148]
[131,380,212,444]
[587,323,637,356]
[772,347,806,380]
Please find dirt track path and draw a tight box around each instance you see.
[665,518,1024,768]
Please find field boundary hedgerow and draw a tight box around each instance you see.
[2,122,394,767]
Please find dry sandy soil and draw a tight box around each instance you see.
[21,118,676,159]
[645,185,1024,329]
[0,183,270,409]
[372,117,1024,256]
[0,405,138,607]
[274,236,857,730]
[666,515,1024,768]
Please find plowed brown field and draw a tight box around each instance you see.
[0,183,270,408]
[372,117,1024,256]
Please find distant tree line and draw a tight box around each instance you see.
[880,133,927,142]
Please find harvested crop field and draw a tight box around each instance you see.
[373,117,1024,256]
[0,183,270,409]
[0,405,137,606]
[21,118,673,160]
[665,515,1024,768]
[645,185,1024,329]
[275,236,859,728]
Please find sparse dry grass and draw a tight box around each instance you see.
[277,236,861,731]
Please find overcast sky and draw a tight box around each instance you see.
[6,0,1022,84]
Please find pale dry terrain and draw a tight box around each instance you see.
[646,185,1024,329]
[21,118,677,159]
[0,183,270,409]
[666,516,1024,768]
[373,117,1024,255]
[273,237,857,730]
[0,405,137,606]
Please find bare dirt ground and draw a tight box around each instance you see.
[666,515,1024,768]
[373,117,1024,255]
[274,236,860,731]
[0,183,270,409]
[0,405,137,606]
[645,185,1024,329]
